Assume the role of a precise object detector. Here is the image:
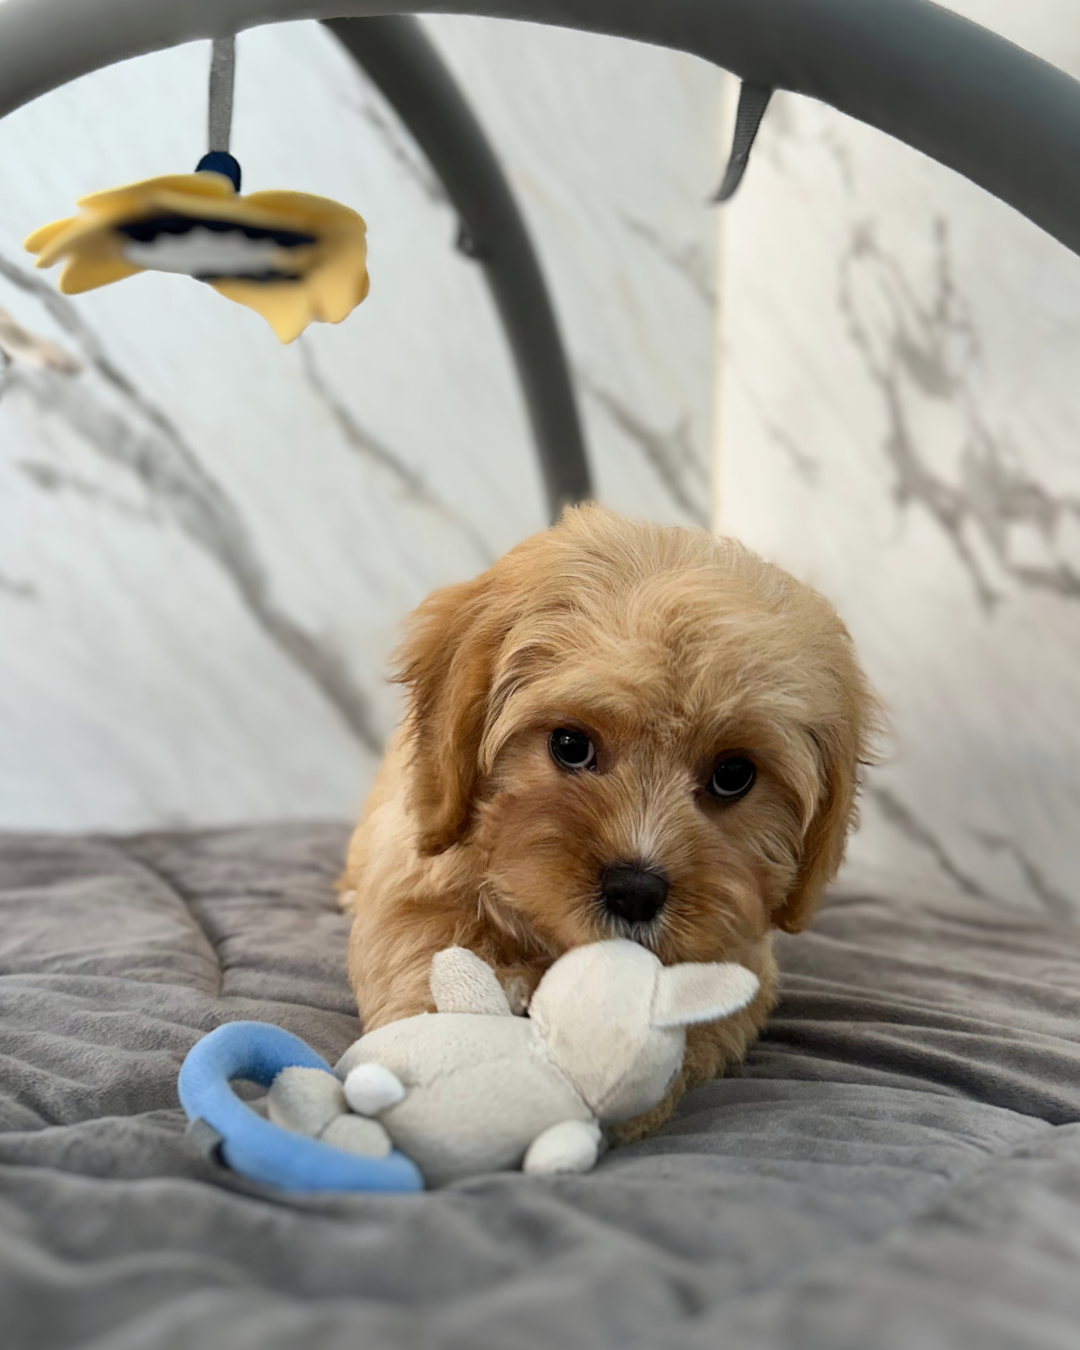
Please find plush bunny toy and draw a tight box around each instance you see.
[268,940,759,1188]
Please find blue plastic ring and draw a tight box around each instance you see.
[178,1020,423,1193]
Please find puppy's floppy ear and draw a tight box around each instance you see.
[772,673,883,933]
[771,727,858,934]
[392,570,508,855]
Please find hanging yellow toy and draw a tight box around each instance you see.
[24,39,369,344]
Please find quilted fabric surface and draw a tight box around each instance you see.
[1,823,1079,1349]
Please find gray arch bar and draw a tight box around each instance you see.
[326,18,591,515]
[2,2,1080,257]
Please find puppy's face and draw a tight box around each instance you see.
[396,506,879,966]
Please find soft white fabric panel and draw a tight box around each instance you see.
[0,19,721,829]
[715,2,1080,917]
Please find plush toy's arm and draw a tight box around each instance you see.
[343,1062,407,1116]
[522,1120,603,1175]
[429,946,514,1016]
[267,1065,392,1158]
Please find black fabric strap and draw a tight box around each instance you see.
[713,82,773,204]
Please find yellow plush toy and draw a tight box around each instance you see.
[25,171,369,344]
[23,39,369,344]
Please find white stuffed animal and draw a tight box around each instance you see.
[268,940,758,1188]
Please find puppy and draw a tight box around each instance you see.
[340,504,880,1137]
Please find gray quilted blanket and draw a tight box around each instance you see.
[2,823,1079,1349]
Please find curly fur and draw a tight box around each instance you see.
[340,504,881,1137]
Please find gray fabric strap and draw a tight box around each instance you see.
[208,36,235,153]
[185,1115,225,1163]
[326,16,592,516]
[713,81,773,203]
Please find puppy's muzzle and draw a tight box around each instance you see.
[600,863,669,925]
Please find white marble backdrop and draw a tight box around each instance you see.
[0,18,721,830]
[715,2,1080,918]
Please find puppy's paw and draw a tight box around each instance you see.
[503,974,533,1016]
[607,1075,683,1145]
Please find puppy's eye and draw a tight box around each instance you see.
[708,756,756,801]
[550,728,597,772]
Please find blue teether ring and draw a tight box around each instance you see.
[178,1021,423,1193]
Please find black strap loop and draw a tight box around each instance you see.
[712,82,773,204]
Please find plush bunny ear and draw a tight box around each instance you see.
[429,946,513,1016]
[650,962,759,1029]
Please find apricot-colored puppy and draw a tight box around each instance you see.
[341,504,880,1137]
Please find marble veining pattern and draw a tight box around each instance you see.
[0,18,721,830]
[715,1,1080,918]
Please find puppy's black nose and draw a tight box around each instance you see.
[600,864,669,924]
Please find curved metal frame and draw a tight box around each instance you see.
[327,18,591,516]
[3,2,1080,519]
[2,2,1080,260]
